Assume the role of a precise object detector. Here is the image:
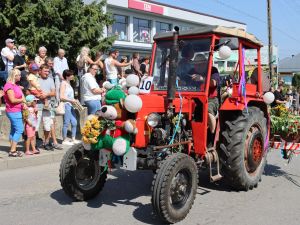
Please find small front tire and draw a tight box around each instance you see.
[59,144,107,201]
[151,153,198,224]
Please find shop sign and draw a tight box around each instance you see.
[128,0,164,15]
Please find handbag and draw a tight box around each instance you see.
[72,99,85,112]
[55,102,65,115]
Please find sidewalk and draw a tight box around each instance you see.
[0,139,70,171]
[0,106,87,171]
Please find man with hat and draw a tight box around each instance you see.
[104,48,132,85]
[1,38,17,75]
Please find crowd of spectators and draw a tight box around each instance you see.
[0,38,150,157]
[270,82,300,113]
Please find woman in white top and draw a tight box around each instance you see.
[82,65,105,114]
[104,48,132,85]
[60,70,80,145]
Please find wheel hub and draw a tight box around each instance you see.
[245,127,264,174]
[170,171,190,206]
[75,157,100,190]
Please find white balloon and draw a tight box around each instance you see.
[263,92,275,104]
[124,95,143,113]
[219,45,232,60]
[126,74,140,87]
[128,86,140,95]
[119,77,126,87]
[103,81,113,90]
[112,138,127,156]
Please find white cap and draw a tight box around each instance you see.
[5,38,14,45]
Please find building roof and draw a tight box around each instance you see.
[153,25,262,46]
[279,54,300,73]
[146,0,246,25]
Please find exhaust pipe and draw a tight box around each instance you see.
[167,26,179,101]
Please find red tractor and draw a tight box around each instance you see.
[60,25,271,224]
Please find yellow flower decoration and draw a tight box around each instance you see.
[81,117,103,144]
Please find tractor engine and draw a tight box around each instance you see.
[150,128,167,146]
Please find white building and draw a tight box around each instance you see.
[84,0,246,56]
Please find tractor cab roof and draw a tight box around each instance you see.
[153,25,263,47]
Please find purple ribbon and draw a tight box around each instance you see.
[238,48,248,112]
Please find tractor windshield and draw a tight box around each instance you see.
[152,38,211,92]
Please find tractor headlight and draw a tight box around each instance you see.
[147,113,161,127]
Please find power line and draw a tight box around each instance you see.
[213,0,300,43]
[281,0,300,16]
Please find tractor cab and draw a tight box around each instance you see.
[151,26,265,97]
[133,26,268,155]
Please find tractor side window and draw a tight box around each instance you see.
[244,48,259,84]
[244,48,270,92]
[153,38,211,92]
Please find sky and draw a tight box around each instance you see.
[154,0,300,60]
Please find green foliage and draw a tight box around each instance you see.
[292,73,300,88]
[0,0,115,66]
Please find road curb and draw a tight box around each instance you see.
[0,149,67,171]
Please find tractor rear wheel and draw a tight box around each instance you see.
[219,107,267,191]
[59,144,107,201]
[151,153,198,224]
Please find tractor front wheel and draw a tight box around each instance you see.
[219,107,267,191]
[151,153,198,224]
[59,144,107,201]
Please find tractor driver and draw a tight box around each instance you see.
[192,62,220,133]
[177,45,220,133]
[177,44,202,87]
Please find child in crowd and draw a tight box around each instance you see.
[27,63,49,109]
[24,95,39,155]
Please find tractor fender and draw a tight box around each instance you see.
[220,97,268,115]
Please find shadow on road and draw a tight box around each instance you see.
[50,189,74,205]
[197,170,233,193]
[51,169,163,224]
[50,168,239,224]
[264,164,300,187]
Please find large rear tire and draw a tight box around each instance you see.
[59,144,107,201]
[219,107,267,191]
[151,153,198,224]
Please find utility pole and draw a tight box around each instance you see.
[267,0,274,80]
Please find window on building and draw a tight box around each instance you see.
[179,25,193,31]
[133,18,151,43]
[156,22,172,34]
[108,15,128,41]
[216,61,225,72]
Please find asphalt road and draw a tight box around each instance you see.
[0,150,299,225]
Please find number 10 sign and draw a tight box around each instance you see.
[139,76,153,94]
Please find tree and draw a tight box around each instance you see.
[292,73,300,88]
[0,0,115,67]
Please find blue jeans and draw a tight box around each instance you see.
[62,104,77,139]
[108,78,118,85]
[84,100,101,115]
[6,112,24,142]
